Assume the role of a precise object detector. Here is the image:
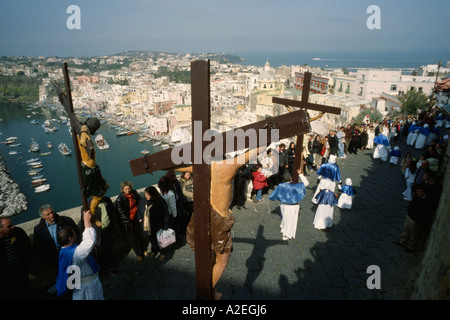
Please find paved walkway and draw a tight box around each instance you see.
[100,139,424,300]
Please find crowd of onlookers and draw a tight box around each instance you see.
[2,103,448,299]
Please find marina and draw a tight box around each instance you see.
[0,103,169,225]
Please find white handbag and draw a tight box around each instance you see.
[156,228,176,249]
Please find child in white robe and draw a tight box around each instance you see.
[337,178,356,209]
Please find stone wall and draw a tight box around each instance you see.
[411,144,450,300]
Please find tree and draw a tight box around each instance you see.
[352,109,383,125]
[398,89,429,115]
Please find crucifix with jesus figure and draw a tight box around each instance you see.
[129,62,340,300]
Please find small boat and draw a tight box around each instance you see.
[161,144,169,150]
[141,149,150,154]
[153,141,161,146]
[137,136,149,142]
[28,168,44,175]
[40,152,51,156]
[58,143,72,156]
[116,130,128,136]
[95,134,110,150]
[47,142,53,149]
[127,131,135,136]
[26,158,40,163]
[9,151,21,155]
[27,161,42,166]
[30,119,39,124]
[35,184,50,193]
[32,175,44,180]
[32,178,47,186]
[29,140,40,152]
[9,143,21,147]
[31,164,43,169]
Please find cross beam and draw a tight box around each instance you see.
[272,72,341,183]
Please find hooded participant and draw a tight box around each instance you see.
[311,154,341,205]
[337,178,356,209]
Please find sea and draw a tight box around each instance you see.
[0,104,166,225]
[232,50,449,70]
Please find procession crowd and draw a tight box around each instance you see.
[1,104,448,300]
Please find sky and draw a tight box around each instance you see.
[0,0,449,57]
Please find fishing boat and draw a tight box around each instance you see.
[35,184,50,193]
[32,178,47,186]
[29,140,40,152]
[58,143,72,156]
[30,119,39,124]
[27,161,42,166]
[161,144,170,150]
[9,143,21,147]
[9,151,21,155]
[141,149,150,155]
[116,130,129,136]
[26,158,40,163]
[153,141,161,146]
[40,152,52,156]
[28,168,44,175]
[32,175,44,180]
[127,131,135,136]
[95,134,110,150]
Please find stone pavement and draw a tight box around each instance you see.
[100,139,424,300]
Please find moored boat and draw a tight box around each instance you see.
[141,149,150,154]
[95,134,110,150]
[58,143,72,156]
[35,184,50,193]
[29,140,40,152]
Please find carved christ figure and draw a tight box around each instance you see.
[175,146,263,299]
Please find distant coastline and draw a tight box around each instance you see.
[232,50,448,69]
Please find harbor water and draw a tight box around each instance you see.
[0,104,167,225]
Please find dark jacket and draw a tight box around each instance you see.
[312,139,322,154]
[33,213,79,271]
[0,226,32,275]
[115,189,141,228]
[407,195,433,226]
[136,198,169,235]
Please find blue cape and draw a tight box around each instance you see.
[373,134,390,146]
[316,162,341,182]
[55,244,100,296]
[315,189,338,206]
[340,185,356,196]
[390,150,401,157]
[418,127,430,136]
[407,125,418,132]
[268,182,306,204]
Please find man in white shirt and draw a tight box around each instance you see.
[55,210,104,300]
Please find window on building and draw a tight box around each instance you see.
[390,84,397,91]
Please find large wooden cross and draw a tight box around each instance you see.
[129,64,338,299]
[55,63,95,212]
[272,72,341,183]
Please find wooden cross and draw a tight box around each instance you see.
[129,60,320,299]
[54,63,94,213]
[272,72,341,183]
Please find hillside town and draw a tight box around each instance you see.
[1,51,448,144]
